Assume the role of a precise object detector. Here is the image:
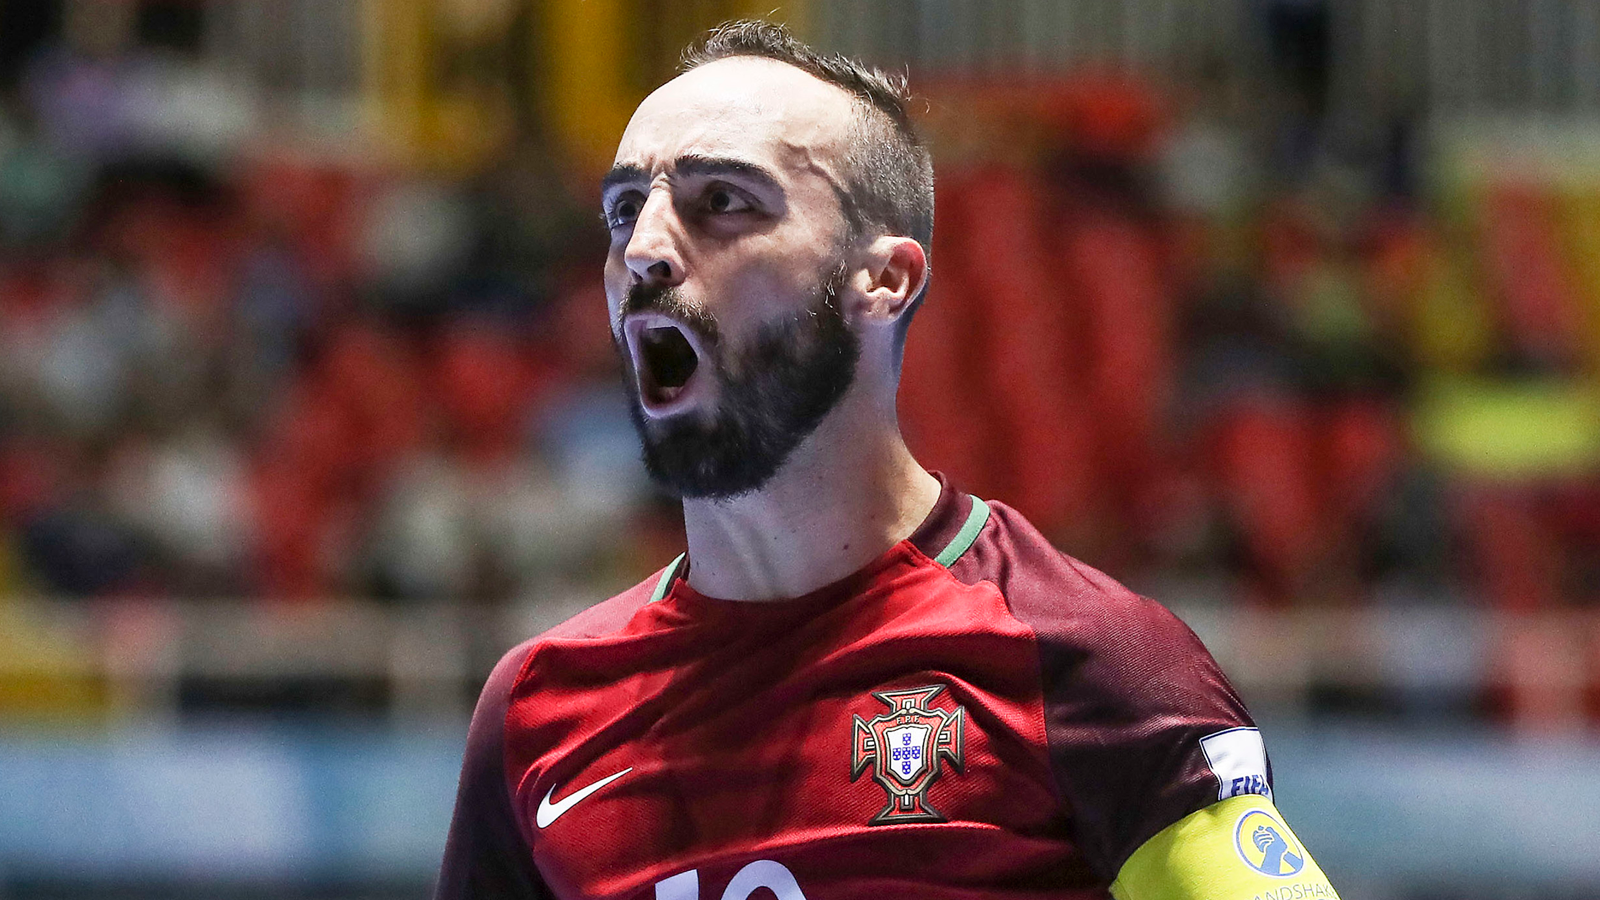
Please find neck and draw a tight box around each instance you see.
[679,405,939,601]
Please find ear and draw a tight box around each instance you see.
[853,235,928,327]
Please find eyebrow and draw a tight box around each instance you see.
[600,164,647,197]
[600,154,783,198]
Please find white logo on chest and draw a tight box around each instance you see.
[536,767,633,828]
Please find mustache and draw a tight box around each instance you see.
[623,281,720,342]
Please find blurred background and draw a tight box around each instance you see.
[1,0,1599,896]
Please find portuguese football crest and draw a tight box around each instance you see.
[850,685,966,824]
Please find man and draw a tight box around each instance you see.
[437,21,1340,900]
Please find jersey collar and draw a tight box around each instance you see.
[906,471,989,566]
[648,472,986,604]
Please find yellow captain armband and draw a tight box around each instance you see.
[1110,795,1340,900]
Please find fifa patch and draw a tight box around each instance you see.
[1199,726,1273,802]
[1234,807,1306,877]
[851,685,965,824]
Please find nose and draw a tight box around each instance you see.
[623,190,686,287]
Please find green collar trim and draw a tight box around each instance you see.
[648,553,685,603]
[933,497,990,567]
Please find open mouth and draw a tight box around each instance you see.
[625,313,709,415]
[642,326,698,395]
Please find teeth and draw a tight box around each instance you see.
[642,326,674,350]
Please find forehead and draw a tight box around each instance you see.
[613,57,857,177]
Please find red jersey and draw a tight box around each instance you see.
[435,478,1263,899]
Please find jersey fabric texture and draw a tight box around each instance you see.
[436,477,1261,900]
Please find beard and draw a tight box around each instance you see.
[616,262,859,500]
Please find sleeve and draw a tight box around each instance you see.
[434,640,551,900]
[1012,583,1266,882]
[1110,795,1341,900]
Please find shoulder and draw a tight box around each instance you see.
[539,574,662,641]
[949,498,1210,673]
[948,498,1257,880]
[488,561,674,697]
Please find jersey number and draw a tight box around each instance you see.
[654,860,808,900]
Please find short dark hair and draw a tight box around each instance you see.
[681,21,935,345]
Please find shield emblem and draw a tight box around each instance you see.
[884,724,930,783]
[851,685,967,824]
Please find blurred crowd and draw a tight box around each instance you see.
[0,9,677,606]
[2,4,1599,619]
[913,63,1600,616]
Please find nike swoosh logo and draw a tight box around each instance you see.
[536,767,633,828]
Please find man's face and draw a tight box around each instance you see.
[602,58,863,499]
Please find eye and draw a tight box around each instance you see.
[704,185,754,215]
[606,193,643,229]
